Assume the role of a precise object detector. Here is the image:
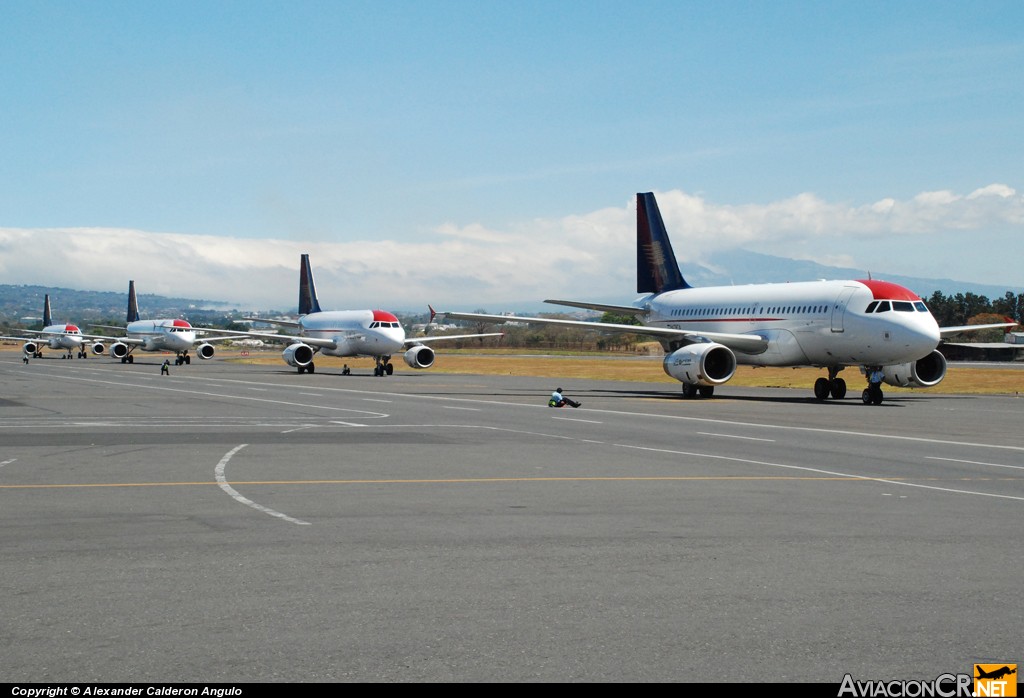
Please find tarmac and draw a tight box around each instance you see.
[2,352,1022,682]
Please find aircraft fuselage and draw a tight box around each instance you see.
[300,309,406,357]
[645,278,940,368]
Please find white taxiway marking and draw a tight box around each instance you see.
[214,444,310,526]
[697,432,776,442]
[617,444,1024,503]
[0,459,15,467]
[442,406,480,411]
[926,456,1024,472]
[552,417,603,424]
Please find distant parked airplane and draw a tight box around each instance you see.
[440,192,1014,404]
[87,281,231,365]
[199,254,502,375]
[1,294,102,359]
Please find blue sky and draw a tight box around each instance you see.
[1,1,1021,311]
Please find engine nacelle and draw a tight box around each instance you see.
[109,342,130,359]
[881,349,947,388]
[663,343,737,386]
[90,342,106,356]
[282,342,315,368]
[22,341,39,356]
[403,344,435,369]
[195,343,215,360]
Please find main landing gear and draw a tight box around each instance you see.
[373,355,394,377]
[813,367,847,401]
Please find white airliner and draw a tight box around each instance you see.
[88,280,230,365]
[201,254,502,375]
[440,192,1014,404]
[1,295,101,359]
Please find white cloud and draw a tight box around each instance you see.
[2,184,1021,312]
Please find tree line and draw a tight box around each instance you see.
[924,290,1023,327]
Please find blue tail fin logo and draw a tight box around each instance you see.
[43,294,53,328]
[298,254,323,316]
[636,192,690,294]
[126,280,141,322]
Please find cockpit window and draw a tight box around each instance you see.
[865,301,878,313]
[914,301,927,312]
[874,301,891,313]
[893,301,914,312]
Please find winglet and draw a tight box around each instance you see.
[43,294,52,328]
[428,305,437,324]
[298,254,323,316]
[126,280,141,322]
[636,192,691,294]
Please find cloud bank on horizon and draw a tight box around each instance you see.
[2,185,1020,312]
[3,4,1022,311]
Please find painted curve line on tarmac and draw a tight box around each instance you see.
[215,444,311,525]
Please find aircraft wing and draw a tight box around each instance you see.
[438,311,769,354]
[939,321,1017,338]
[193,334,241,344]
[240,317,301,329]
[79,328,143,344]
[405,332,503,347]
[191,327,300,343]
[191,327,349,351]
[543,299,647,315]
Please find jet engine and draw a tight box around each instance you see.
[282,342,315,368]
[22,341,39,356]
[108,342,130,359]
[403,344,435,369]
[662,343,737,386]
[90,342,106,355]
[881,349,947,388]
[195,343,216,360]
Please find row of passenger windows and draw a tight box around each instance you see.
[369,321,401,329]
[668,305,830,317]
[865,300,928,313]
[667,300,930,318]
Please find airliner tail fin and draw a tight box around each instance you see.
[298,254,323,316]
[636,192,690,294]
[126,281,140,322]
